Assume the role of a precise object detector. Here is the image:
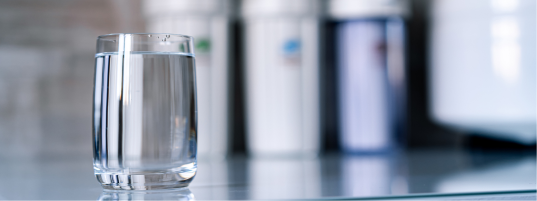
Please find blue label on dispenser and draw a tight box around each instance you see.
[283,39,300,55]
[282,39,301,66]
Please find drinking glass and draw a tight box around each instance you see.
[93,33,198,190]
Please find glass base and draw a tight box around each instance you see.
[96,172,195,190]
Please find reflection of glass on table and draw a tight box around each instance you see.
[98,188,194,201]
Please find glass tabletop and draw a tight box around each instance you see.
[0,148,533,200]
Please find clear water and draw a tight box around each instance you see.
[92,52,197,190]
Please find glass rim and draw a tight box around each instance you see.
[97,33,194,40]
[96,33,195,56]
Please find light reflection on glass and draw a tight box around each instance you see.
[189,158,230,200]
[342,155,393,196]
[435,157,536,192]
[98,188,195,201]
[249,157,321,199]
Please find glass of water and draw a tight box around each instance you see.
[93,33,197,190]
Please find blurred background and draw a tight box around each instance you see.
[0,0,534,199]
[0,0,533,158]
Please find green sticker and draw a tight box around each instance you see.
[196,39,211,53]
